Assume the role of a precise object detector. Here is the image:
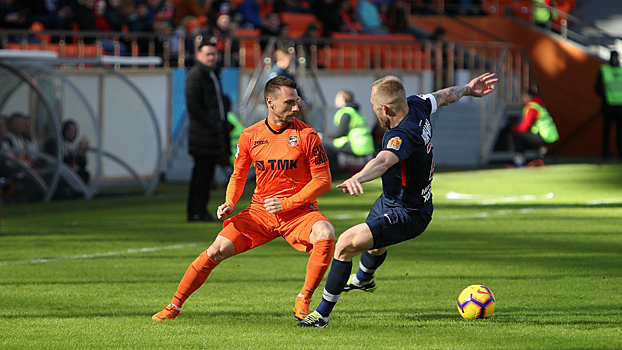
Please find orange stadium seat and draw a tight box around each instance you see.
[323,33,424,70]
[279,13,323,38]
[235,28,261,68]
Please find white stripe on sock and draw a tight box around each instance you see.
[359,261,376,274]
[322,289,341,303]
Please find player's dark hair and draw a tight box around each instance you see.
[264,76,297,99]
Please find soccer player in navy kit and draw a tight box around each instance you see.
[297,72,498,327]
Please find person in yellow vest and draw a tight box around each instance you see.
[512,88,559,167]
[322,90,375,179]
[595,50,622,160]
[533,0,558,29]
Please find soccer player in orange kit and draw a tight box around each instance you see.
[152,76,335,321]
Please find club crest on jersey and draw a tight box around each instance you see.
[288,136,298,147]
[387,136,402,150]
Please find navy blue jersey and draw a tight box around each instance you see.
[379,94,437,211]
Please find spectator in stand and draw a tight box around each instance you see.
[260,11,282,49]
[204,11,240,66]
[72,0,98,35]
[127,2,153,32]
[299,22,325,66]
[356,0,387,34]
[152,12,174,56]
[93,1,110,29]
[145,0,164,22]
[533,0,557,29]
[337,0,358,33]
[173,0,212,26]
[119,0,135,18]
[1,0,32,43]
[234,0,263,28]
[0,0,28,30]
[105,0,127,32]
[127,2,155,54]
[209,0,232,23]
[25,0,73,31]
[312,0,344,37]
[183,15,210,62]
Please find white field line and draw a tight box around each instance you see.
[331,208,534,222]
[445,191,554,204]
[587,198,622,205]
[0,243,200,267]
[436,208,534,221]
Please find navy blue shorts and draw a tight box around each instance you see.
[365,196,433,249]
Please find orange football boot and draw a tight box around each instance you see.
[293,296,311,320]
[152,304,180,321]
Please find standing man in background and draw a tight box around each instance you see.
[186,43,232,222]
[595,50,622,160]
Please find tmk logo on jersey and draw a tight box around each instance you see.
[254,140,269,145]
[255,159,299,171]
[288,136,298,147]
[387,136,402,150]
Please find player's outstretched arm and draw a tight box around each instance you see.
[337,150,399,196]
[432,72,498,107]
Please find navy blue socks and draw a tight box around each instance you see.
[315,259,352,317]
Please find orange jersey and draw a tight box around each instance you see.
[225,118,331,211]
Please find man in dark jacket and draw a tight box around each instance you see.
[186,43,232,222]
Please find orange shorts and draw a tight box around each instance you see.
[220,203,330,254]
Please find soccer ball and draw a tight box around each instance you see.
[456,285,496,319]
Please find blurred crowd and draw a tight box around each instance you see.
[1,0,485,46]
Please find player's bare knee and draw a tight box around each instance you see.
[334,233,356,256]
[311,220,335,241]
[206,241,235,263]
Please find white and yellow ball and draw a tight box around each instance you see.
[457,284,496,319]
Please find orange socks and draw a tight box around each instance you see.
[300,238,335,299]
[170,250,219,308]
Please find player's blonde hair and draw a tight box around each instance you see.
[371,76,407,113]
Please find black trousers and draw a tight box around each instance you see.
[602,105,622,158]
[513,131,545,153]
[323,141,354,180]
[187,155,216,219]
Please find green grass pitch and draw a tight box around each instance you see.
[1,163,621,349]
